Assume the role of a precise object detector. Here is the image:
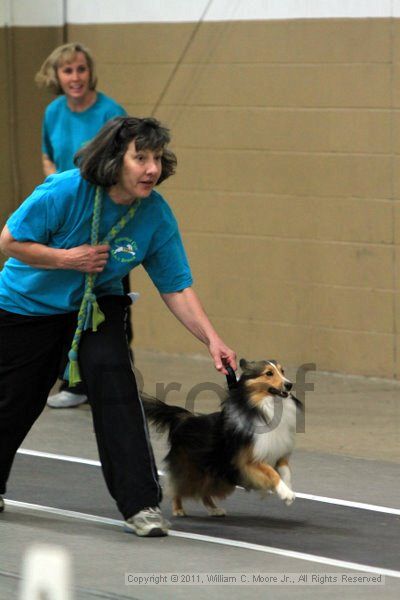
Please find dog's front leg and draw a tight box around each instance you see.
[243,461,295,506]
[276,457,292,490]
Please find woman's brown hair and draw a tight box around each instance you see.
[75,116,177,187]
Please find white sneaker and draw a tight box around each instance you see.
[0,496,4,512]
[47,390,88,408]
[124,507,170,537]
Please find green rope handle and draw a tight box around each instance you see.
[65,187,140,386]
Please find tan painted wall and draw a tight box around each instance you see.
[11,27,65,199]
[0,27,63,207]
[0,27,15,227]
[3,19,399,378]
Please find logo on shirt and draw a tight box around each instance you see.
[111,237,138,263]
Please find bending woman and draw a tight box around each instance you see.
[0,116,236,537]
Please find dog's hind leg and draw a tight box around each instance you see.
[202,496,226,517]
[276,457,292,489]
[172,496,186,517]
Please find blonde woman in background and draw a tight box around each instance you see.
[36,42,126,175]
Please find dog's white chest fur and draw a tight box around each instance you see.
[252,396,297,466]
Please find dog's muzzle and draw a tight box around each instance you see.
[268,381,293,398]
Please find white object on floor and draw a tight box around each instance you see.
[19,543,73,600]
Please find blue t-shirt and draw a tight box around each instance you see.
[42,92,126,172]
[0,170,192,316]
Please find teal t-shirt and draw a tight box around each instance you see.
[0,170,192,316]
[42,92,126,172]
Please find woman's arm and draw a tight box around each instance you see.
[161,287,237,374]
[0,225,110,272]
[42,153,57,177]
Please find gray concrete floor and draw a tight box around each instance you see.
[1,349,399,599]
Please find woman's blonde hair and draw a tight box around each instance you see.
[35,42,97,95]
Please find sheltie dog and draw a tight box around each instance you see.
[142,359,302,517]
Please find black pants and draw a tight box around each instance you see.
[0,297,161,519]
[59,274,134,395]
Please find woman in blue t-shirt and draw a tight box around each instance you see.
[36,42,131,407]
[0,116,237,537]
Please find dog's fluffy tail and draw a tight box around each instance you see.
[141,392,191,434]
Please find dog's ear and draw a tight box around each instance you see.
[239,359,266,376]
[239,358,248,371]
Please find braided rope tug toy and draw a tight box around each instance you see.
[65,186,139,386]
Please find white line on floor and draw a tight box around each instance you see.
[4,498,400,580]
[294,492,400,516]
[17,448,400,516]
[18,448,101,466]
